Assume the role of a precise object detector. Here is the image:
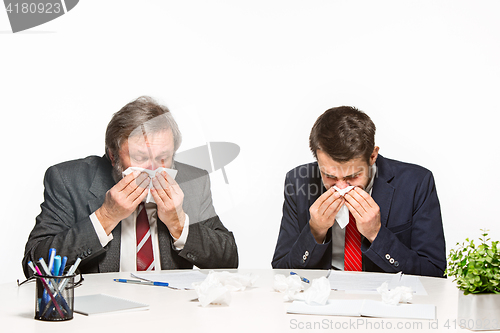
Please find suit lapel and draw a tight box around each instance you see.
[371,155,395,227]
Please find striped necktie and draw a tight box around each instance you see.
[136,203,155,271]
[344,212,362,271]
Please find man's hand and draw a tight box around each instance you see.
[95,171,149,235]
[344,187,381,243]
[150,171,186,239]
[309,188,344,244]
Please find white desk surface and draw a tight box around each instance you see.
[2,269,462,333]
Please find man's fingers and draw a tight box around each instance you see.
[344,199,361,219]
[132,184,149,205]
[350,187,375,207]
[314,188,336,211]
[324,195,345,219]
[163,171,181,195]
[114,170,140,191]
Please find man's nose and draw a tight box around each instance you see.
[335,180,350,189]
[144,161,154,170]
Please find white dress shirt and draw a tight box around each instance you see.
[331,163,377,270]
[89,204,189,271]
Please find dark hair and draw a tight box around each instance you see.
[309,106,376,163]
[105,96,182,161]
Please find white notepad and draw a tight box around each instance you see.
[287,299,436,320]
[74,294,149,316]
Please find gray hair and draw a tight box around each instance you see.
[105,96,182,163]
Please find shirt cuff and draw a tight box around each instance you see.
[90,212,114,247]
[172,214,190,250]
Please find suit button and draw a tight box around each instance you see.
[187,253,195,260]
[385,254,390,260]
[87,249,92,255]
[303,255,307,261]
[389,258,395,264]
[394,261,399,267]
[305,251,309,256]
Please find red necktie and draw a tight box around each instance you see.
[136,203,155,271]
[344,212,362,271]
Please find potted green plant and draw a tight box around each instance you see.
[446,229,500,331]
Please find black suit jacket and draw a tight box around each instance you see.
[271,155,446,277]
[23,156,238,277]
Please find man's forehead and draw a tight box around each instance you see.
[127,129,173,147]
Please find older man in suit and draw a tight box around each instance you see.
[23,96,238,277]
[272,106,446,277]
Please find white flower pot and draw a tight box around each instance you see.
[457,290,500,331]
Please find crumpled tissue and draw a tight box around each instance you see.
[377,282,413,305]
[273,274,304,301]
[332,185,355,229]
[293,276,331,306]
[193,271,258,307]
[274,275,331,305]
[122,167,178,203]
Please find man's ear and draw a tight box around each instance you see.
[369,146,380,166]
[108,150,115,166]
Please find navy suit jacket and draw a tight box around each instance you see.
[271,155,446,278]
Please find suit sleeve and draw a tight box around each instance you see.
[362,171,446,277]
[178,173,238,268]
[22,166,106,278]
[272,171,331,269]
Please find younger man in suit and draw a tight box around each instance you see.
[272,106,445,277]
[23,96,238,277]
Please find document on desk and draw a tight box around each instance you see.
[287,299,436,320]
[132,271,207,290]
[327,271,427,295]
[74,294,149,316]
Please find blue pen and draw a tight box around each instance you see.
[48,248,56,274]
[52,255,61,276]
[290,272,310,283]
[59,256,68,276]
[114,279,169,287]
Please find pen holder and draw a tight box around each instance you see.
[34,273,76,321]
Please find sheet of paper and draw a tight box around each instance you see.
[74,294,149,316]
[122,167,178,203]
[131,271,207,290]
[287,299,362,316]
[327,271,427,295]
[360,299,435,320]
[288,299,436,320]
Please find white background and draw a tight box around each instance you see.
[1,0,499,284]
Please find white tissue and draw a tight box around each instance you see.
[332,185,355,229]
[377,282,413,305]
[194,271,258,307]
[274,274,304,301]
[293,276,331,306]
[122,167,178,203]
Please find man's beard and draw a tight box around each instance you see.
[111,157,125,184]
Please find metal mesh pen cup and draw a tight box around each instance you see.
[34,273,75,321]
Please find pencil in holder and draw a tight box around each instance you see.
[34,273,76,321]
